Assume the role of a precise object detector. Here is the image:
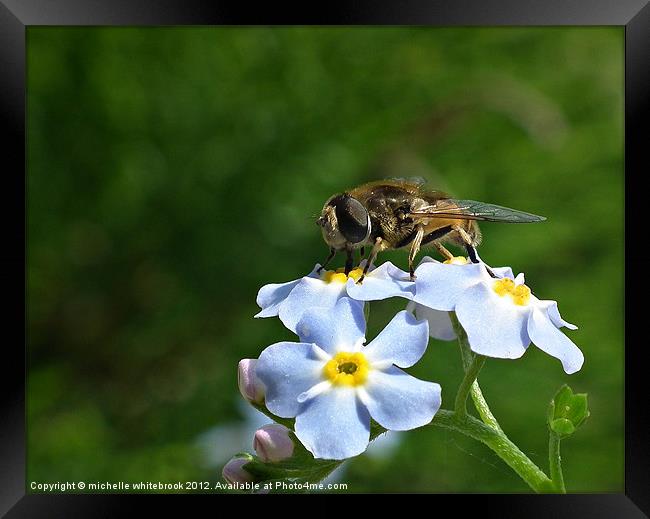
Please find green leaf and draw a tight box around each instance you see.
[242,453,340,488]
[547,385,590,438]
[549,418,576,436]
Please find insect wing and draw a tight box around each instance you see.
[409,199,546,223]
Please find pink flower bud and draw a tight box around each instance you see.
[253,424,295,462]
[222,456,253,484]
[238,359,265,404]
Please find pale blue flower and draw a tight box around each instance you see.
[255,298,441,460]
[343,261,416,302]
[413,258,583,374]
[411,256,515,342]
[255,262,415,333]
[345,258,457,340]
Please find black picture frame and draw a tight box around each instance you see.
[2,0,647,516]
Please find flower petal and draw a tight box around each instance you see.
[278,277,347,333]
[414,304,457,341]
[345,261,415,302]
[254,265,320,318]
[362,366,441,431]
[414,261,489,311]
[364,310,429,368]
[294,387,370,460]
[256,342,326,418]
[455,283,530,359]
[296,297,366,355]
[527,307,584,374]
[490,266,515,279]
[255,279,302,318]
[416,256,438,266]
[537,300,578,330]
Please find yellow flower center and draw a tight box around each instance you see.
[443,256,469,265]
[492,278,531,306]
[323,352,369,386]
[321,267,364,284]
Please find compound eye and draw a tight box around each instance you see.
[330,195,370,244]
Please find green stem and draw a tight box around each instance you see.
[549,433,566,493]
[304,411,555,493]
[449,312,502,431]
[454,354,486,420]
[469,381,502,432]
[430,411,554,493]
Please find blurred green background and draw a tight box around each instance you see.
[27,27,623,492]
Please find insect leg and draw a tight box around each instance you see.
[408,225,425,280]
[357,237,383,284]
[452,225,474,246]
[395,228,419,248]
[466,245,479,264]
[434,243,454,261]
[420,225,453,245]
[421,226,455,262]
[344,248,354,275]
[317,248,336,273]
[452,224,480,264]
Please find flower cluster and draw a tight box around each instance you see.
[256,256,583,374]
[222,254,583,484]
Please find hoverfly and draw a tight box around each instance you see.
[317,178,545,282]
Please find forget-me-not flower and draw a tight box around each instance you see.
[413,257,583,374]
[410,255,512,341]
[255,298,441,460]
[255,262,416,333]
